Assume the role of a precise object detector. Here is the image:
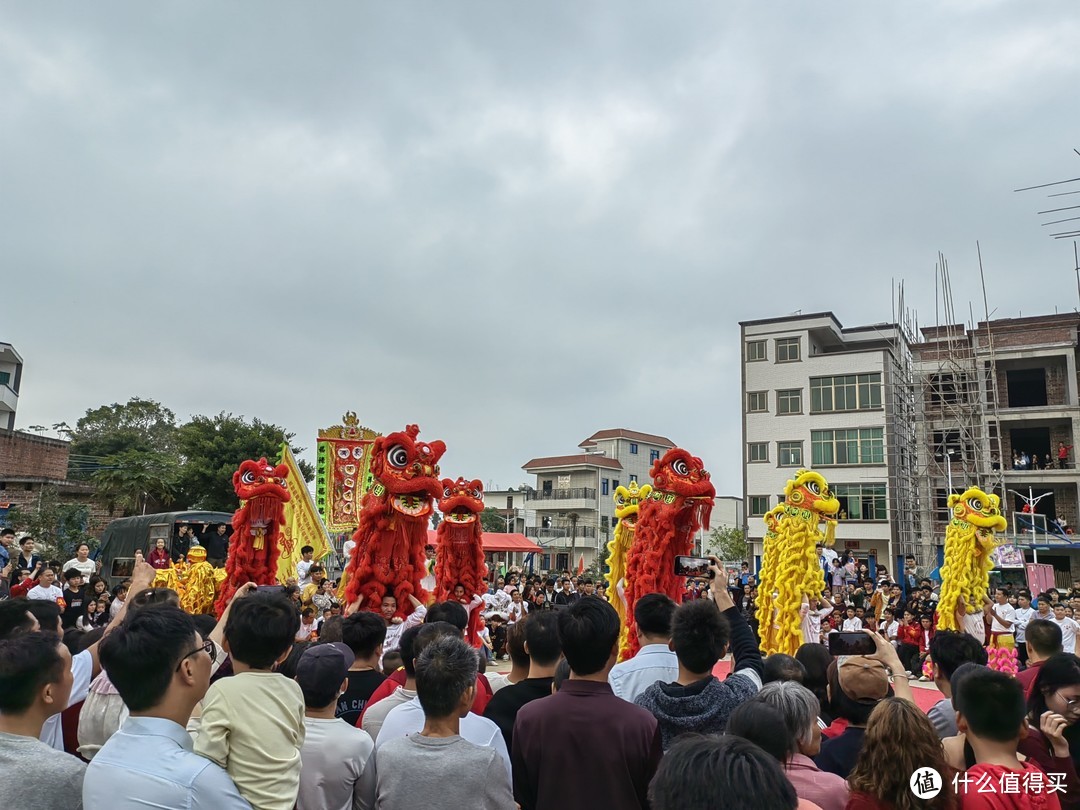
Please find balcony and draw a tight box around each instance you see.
[526,487,597,502]
[526,526,598,541]
[0,384,16,414]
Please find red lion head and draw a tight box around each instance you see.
[651,448,714,499]
[439,478,484,525]
[371,424,446,519]
[233,458,291,504]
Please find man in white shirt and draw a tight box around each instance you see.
[295,643,376,810]
[881,608,899,647]
[27,568,64,603]
[1052,603,1080,655]
[608,593,679,702]
[988,588,1016,653]
[799,597,833,646]
[296,546,316,588]
[1013,593,1036,668]
[375,626,511,781]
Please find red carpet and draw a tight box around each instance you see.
[712,659,944,713]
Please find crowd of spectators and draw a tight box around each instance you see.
[4,536,1080,809]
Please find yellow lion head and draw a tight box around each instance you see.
[948,487,1007,533]
[614,480,652,527]
[783,470,840,519]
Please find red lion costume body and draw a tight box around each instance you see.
[621,447,715,660]
[433,477,488,645]
[215,458,290,615]
[344,424,445,620]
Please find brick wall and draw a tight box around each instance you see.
[0,431,69,479]
[0,482,122,537]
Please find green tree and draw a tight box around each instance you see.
[91,449,181,515]
[5,487,96,559]
[178,412,314,511]
[705,526,748,563]
[68,398,179,476]
[480,508,508,533]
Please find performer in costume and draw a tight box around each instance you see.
[606,480,652,659]
[344,424,446,620]
[433,477,488,646]
[758,470,840,657]
[622,448,715,661]
[935,487,1014,672]
[215,458,291,615]
[181,545,224,615]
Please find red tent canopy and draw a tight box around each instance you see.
[424,530,541,554]
[481,533,542,553]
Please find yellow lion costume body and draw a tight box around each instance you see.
[758,470,840,656]
[936,487,1006,632]
[606,480,652,658]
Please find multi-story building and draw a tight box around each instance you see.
[521,428,676,571]
[740,313,920,574]
[0,343,22,432]
[913,314,1080,583]
[480,488,533,535]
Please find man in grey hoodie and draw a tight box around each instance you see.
[634,558,763,750]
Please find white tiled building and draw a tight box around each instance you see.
[0,343,22,432]
[740,313,919,575]
[521,428,676,571]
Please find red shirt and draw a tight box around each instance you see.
[147,549,171,570]
[959,762,1062,810]
[897,623,922,646]
[1017,661,1045,698]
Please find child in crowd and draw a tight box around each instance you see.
[955,668,1062,809]
[841,606,862,632]
[195,592,306,810]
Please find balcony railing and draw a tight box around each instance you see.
[526,488,597,502]
[526,526,598,540]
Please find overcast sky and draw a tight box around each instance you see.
[4,1,1080,498]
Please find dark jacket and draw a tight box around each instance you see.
[633,604,763,750]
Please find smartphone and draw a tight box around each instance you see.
[673,555,714,578]
[828,631,877,656]
[256,585,286,595]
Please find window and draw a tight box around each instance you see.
[810,428,885,465]
[810,373,882,413]
[555,553,569,572]
[506,496,513,510]
[612,479,620,490]
[542,479,553,494]
[749,496,770,516]
[746,340,767,362]
[748,442,769,463]
[629,443,639,455]
[833,484,887,521]
[649,449,660,463]
[747,391,768,413]
[777,389,802,415]
[776,337,800,362]
[778,441,803,466]
[0,371,9,386]
[601,516,609,529]
[601,478,609,496]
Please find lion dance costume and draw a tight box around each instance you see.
[622,448,715,661]
[758,470,840,657]
[215,458,291,615]
[433,477,488,645]
[606,481,652,659]
[935,487,1014,672]
[182,546,224,615]
[344,424,446,620]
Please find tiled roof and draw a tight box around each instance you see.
[578,428,675,448]
[523,454,623,471]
